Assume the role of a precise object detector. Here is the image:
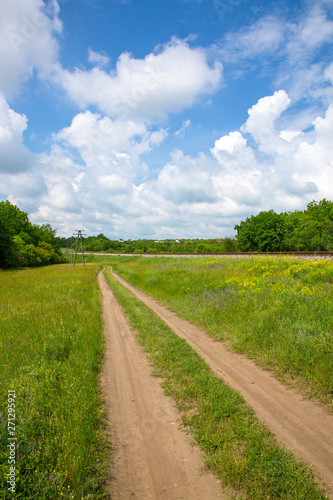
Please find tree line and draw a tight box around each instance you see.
[234,199,333,252]
[60,199,333,255]
[0,201,65,268]
[2,198,331,268]
[60,235,239,254]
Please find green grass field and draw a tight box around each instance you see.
[107,255,333,408]
[0,264,108,500]
[1,257,332,499]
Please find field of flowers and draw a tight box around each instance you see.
[110,256,333,407]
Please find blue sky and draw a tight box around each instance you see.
[0,0,332,238]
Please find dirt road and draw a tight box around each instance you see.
[98,271,226,499]
[110,268,333,499]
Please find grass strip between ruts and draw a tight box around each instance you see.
[104,267,327,500]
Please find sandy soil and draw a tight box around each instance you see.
[110,268,333,499]
[98,271,226,499]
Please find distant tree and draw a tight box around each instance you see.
[284,199,333,251]
[222,237,238,252]
[234,200,333,253]
[234,210,286,252]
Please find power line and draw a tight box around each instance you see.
[73,230,86,266]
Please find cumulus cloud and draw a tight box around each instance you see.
[0,93,33,173]
[0,170,46,200]
[0,0,61,96]
[241,90,294,156]
[151,88,332,233]
[57,38,222,122]
[55,111,146,160]
[0,1,332,238]
[157,150,219,204]
[292,104,333,198]
[3,85,331,239]
[54,110,167,181]
[211,131,257,172]
[45,178,82,213]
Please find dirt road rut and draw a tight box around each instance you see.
[110,268,333,498]
[99,271,225,499]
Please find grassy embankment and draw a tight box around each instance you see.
[0,264,108,500]
[104,266,328,499]
[107,255,333,408]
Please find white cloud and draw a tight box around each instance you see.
[97,174,132,195]
[46,178,82,213]
[0,171,46,200]
[0,0,61,96]
[88,49,110,68]
[2,86,331,239]
[55,111,146,159]
[174,119,191,137]
[279,129,301,142]
[243,90,290,134]
[326,62,333,83]
[220,16,284,65]
[211,131,257,172]
[0,93,33,173]
[0,2,332,239]
[218,3,333,103]
[292,104,333,197]
[57,38,222,122]
[241,90,292,155]
[151,88,332,233]
[38,144,83,185]
[54,110,166,180]
[220,5,333,66]
[286,4,333,62]
[157,150,219,204]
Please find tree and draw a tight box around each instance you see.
[234,210,286,252]
[30,224,60,249]
[222,237,238,252]
[284,199,333,251]
[0,201,30,267]
[0,200,65,268]
[304,199,333,250]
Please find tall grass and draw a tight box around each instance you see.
[0,264,108,499]
[109,256,333,407]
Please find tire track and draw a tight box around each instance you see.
[98,271,226,499]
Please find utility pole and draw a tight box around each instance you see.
[73,230,86,266]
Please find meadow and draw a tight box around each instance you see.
[0,264,108,499]
[1,256,332,499]
[107,255,333,408]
